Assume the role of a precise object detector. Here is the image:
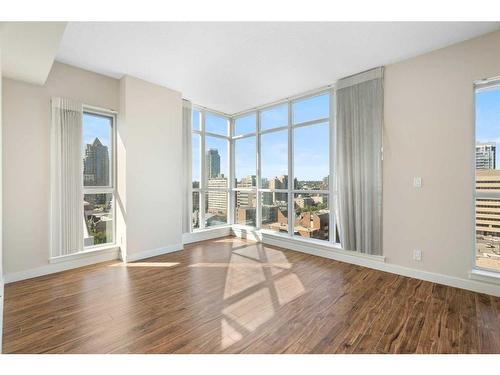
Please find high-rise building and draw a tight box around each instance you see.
[476,142,496,169]
[207,175,228,213]
[269,175,288,203]
[206,148,221,178]
[236,175,256,209]
[236,175,256,189]
[83,138,109,186]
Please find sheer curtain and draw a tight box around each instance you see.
[182,99,192,234]
[335,67,383,255]
[50,97,84,257]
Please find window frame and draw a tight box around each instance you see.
[473,77,500,273]
[191,106,231,231]
[82,106,117,250]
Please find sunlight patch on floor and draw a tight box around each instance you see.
[220,319,243,349]
[218,244,306,350]
[222,287,274,332]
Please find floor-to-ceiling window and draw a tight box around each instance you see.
[259,103,289,233]
[291,93,331,241]
[189,89,335,244]
[474,78,500,272]
[82,110,115,248]
[191,108,231,230]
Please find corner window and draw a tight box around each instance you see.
[187,90,334,244]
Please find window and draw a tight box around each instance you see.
[292,93,329,124]
[261,192,288,233]
[291,93,330,241]
[233,113,257,227]
[82,111,115,248]
[293,122,329,190]
[235,191,256,226]
[235,113,256,136]
[192,134,201,189]
[234,136,256,188]
[191,108,231,230]
[205,136,229,187]
[475,79,500,272]
[205,112,229,136]
[187,90,334,245]
[260,130,288,189]
[294,193,329,241]
[261,104,288,131]
[192,109,202,131]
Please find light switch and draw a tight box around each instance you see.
[413,177,422,188]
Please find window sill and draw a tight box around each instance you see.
[261,231,386,262]
[469,268,500,285]
[192,224,232,233]
[49,245,120,264]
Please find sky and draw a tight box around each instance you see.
[193,93,330,183]
[476,87,500,167]
[83,113,111,149]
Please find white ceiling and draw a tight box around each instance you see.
[56,22,500,114]
[2,22,67,85]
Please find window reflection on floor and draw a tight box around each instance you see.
[219,243,305,349]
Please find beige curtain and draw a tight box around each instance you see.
[335,67,383,255]
[51,97,84,257]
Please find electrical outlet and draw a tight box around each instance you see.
[413,177,422,188]
[413,249,422,261]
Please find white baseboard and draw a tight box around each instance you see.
[125,243,184,262]
[262,233,500,297]
[4,248,120,284]
[231,226,262,242]
[183,226,231,245]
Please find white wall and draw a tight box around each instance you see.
[2,62,119,275]
[2,63,184,278]
[119,76,183,260]
[383,30,500,281]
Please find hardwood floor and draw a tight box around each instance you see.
[3,237,500,353]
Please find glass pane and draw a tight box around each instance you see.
[235,113,256,136]
[83,113,112,187]
[84,193,113,247]
[205,112,228,135]
[235,191,256,226]
[476,86,500,193]
[235,136,256,188]
[205,191,228,227]
[205,136,229,189]
[192,134,200,189]
[260,130,288,189]
[293,123,329,190]
[293,193,329,241]
[192,109,201,131]
[261,192,288,233]
[476,198,500,272]
[260,103,288,131]
[192,191,200,230]
[292,93,329,124]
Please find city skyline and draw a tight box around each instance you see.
[476,88,500,167]
[83,137,110,186]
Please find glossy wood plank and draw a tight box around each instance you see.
[2,237,500,354]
